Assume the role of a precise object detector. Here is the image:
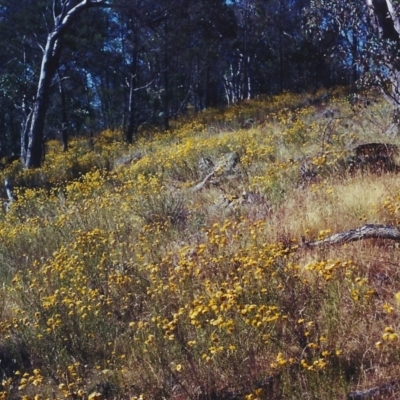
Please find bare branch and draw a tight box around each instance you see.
[52,1,69,25]
[303,224,400,248]
[125,76,155,92]
[33,34,45,54]
[134,79,154,92]
[52,0,57,22]
[54,0,112,37]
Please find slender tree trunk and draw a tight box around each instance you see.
[20,109,32,165]
[58,70,69,152]
[21,33,62,168]
[125,28,139,144]
[246,55,251,100]
[125,73,137,143]
[163,20,170,131]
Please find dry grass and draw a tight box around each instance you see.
[0,89,399,399]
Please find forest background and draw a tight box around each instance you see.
[0,0,372,166]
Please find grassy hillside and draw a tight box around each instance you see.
[1,89,400,399]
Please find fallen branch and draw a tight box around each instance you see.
[303,224,400,247]
[191,171,216,192]
[347,379,400,399]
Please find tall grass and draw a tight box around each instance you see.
[0,89,399,399]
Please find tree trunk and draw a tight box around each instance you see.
[21,32,62,168]
[125,74,137,144]
[58,70,69,152]
[125,29,139,144]
[366,0,400,109]
[163,24,170,132]
[20,0,109,168]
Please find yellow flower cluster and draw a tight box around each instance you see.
[0,88,396,398]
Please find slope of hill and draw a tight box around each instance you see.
[1,89,400,399]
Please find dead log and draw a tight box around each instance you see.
[303,224,400,247]
[347,379,400,399]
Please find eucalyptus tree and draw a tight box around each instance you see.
[21,0,112,169]
[118,0,236,138]
[41,6,114,151]
[307,0,400,113]
[365,0,400,113]
[116,0,176,142]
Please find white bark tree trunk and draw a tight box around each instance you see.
[366,0,400,109]
[22,0,109,168]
